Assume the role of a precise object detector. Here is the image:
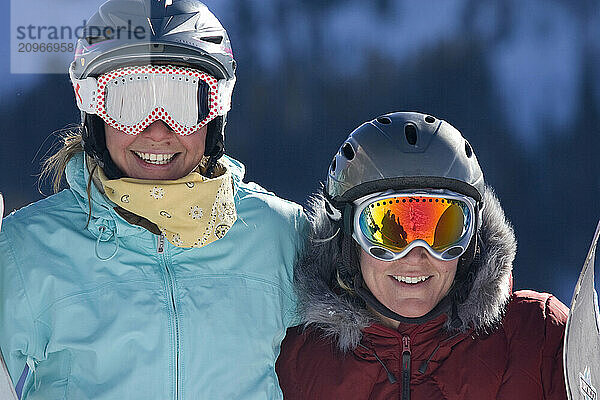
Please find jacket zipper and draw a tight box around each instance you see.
[158,234,180,400]
[401,335,411,400]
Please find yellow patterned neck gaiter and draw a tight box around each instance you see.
[97,162,237,248]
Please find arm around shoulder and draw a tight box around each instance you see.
[541,294,569,400]
[504,290,568,400]
[276,326,307,400]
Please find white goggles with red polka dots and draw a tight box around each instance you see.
[69,64,234,136]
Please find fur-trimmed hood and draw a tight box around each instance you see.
[294,186,517,352]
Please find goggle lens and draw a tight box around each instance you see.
[358,195,471,254]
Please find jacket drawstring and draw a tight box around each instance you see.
[418,332,462,374]
[95,225,119,261]
[416,301,463,374]
[26,356,40,391]
[358,344,397,384]
[418,343,441,374]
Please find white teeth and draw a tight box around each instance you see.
[392,275,430,284]
[134,151,176,165]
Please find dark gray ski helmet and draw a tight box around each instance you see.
[326,112,484,209]
[70,0,236,178]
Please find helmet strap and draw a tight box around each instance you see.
[82,113,124,179]
[203,116,225,178]
[354,273,453,325]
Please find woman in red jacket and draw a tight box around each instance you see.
[276,111,568,399]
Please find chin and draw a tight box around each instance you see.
[393,301,435,318]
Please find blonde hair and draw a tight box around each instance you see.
[39,126,101,226]
[40,126,85,193]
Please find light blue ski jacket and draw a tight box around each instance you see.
[0,152,307,399]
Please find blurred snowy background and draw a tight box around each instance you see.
[1,0,599,304]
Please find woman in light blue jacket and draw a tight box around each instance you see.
[0,1,306,399]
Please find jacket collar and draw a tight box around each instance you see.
[295,186,516,352]
[353,314,470,379]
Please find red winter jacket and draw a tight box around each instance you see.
[276,189,568,400]
[277,290,568,399]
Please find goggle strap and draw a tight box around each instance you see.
[217,76,235,115]
[342,177,482,204]
[343,203,354,236]
[198,81,210,121]
[338,232,359,288]
[69,64,98,114]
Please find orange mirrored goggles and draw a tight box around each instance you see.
[353,191,476,261]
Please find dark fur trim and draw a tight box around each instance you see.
[295,186,516,352]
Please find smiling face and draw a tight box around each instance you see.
[104,121,207,180]
[360,246,458,327]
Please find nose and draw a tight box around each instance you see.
[139,120,175,142]
[402,246,429,262]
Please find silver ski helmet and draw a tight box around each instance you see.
[326,112,486,319]
[69,0,236,178]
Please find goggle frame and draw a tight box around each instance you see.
[96,65,221,136]
[352,189,477,262]
[69,63,235,136]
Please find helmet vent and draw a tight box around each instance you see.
[200,36,223,44]
[425,115,435,123]
[404,124,418,146]
[464,140,473,158]
[342,142,355,160]
[330,157,337,172]
[86,35,108,45]
[376,116,392,125]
